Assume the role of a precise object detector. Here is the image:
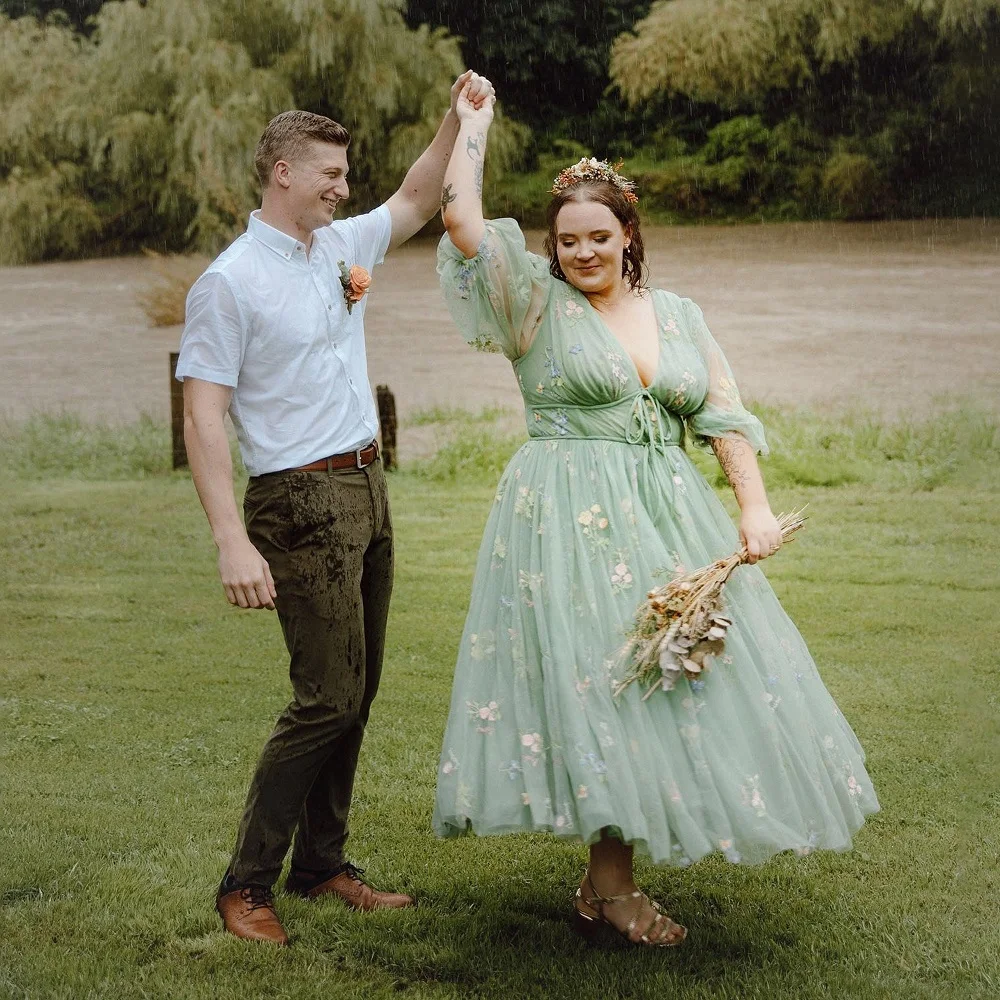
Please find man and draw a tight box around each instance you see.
[176,71,495,946]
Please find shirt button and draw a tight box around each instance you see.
[327,304,332,310]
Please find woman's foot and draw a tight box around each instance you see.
[575,872,686,947]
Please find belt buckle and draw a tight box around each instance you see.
[355,447,366,469]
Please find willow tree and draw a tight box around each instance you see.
[0,0,529,264]
[611,0,999,104]
[610,0,1000,215]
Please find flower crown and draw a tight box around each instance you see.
[550,157,639,203]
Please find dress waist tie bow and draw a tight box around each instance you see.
[625,389,683,523]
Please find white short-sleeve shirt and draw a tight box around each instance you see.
[175,205,392,476]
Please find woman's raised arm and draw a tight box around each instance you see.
[440,80,496,258]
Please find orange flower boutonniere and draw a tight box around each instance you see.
[337,260,372,313]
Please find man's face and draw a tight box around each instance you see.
[282,141,350,233]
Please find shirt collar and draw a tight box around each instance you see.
[247,211,309,262]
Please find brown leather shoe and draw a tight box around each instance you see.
[289,863,414,910]
[216,886,289,945]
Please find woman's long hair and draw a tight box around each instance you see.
[543,181,648,292]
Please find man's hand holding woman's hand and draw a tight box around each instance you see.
[452,70,495,123]
[218,534,277,610]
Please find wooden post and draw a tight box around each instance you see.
[376,384,397,470]
[169,352,188,470]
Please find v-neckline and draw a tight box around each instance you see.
[577,286,664,390]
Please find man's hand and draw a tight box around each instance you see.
[450,70,494,118]
[455,77,496,125]
[218,535,277,610]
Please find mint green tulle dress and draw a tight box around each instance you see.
[432,219,878,865]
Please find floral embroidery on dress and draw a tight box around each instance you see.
[607,351,629,390]
[547,409,570,436]
[575,745,608,777]
[663,313,680,336]
[518,570,544,607]
[577,503,610,555]
[499,759,523,781]
[455,259,477,301]
[610,557,634,594]
[569,343,584,355]
[513,486,536,520]
[664,369,696,409]
[468,631,496,662]
[741,775,767,817]
[468,332,503,354]
[491,536,507,568]
[544,347,565,388]
[520,731,544,764]
[717,374,742,410]
[718,839,742,863]
[441,749,460,776]
[467,699,500,734]
[563,298,585,324]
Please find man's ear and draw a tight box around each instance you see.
[272,160,292,190]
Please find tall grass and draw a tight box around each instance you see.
[136,251,209,327]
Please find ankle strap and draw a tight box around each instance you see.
[581,874,643,908]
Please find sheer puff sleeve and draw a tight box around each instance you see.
[437,218,552,361]
[682,298,769,456]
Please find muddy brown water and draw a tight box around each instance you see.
[1,218,997,457]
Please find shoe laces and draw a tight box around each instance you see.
[339,862,367,884]
[241,885,275,911]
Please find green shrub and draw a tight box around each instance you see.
[822,151,886,219]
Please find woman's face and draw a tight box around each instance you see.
[554,198,628,295]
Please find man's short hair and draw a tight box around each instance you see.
[254,111,351,189]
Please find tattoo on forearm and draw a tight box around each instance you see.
[474,159,484,197]
[712,437,752,496]
[440,183,457,212]
[466,133,484,161]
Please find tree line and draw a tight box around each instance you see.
[1,0,997,265]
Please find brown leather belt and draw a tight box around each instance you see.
[292,441,379,472]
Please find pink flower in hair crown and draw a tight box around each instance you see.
[550,157,639,203]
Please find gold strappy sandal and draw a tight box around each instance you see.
[573,874,687,948]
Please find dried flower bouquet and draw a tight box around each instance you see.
[614,508,808,700]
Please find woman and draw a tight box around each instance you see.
[433,84,878,947]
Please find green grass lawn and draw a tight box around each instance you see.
[1,410,998,999]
